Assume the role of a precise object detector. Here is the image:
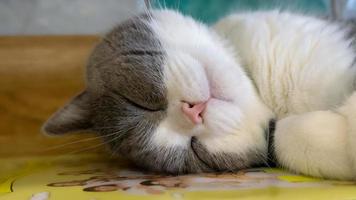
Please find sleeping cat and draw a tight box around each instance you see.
[43,9,356,180]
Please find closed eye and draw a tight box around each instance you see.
[121,50,163,57]
[104,85,165,112]
[119,93,162,112]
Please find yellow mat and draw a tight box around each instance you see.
[1,154,356,200]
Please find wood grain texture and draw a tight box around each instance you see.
[0,36,108,157]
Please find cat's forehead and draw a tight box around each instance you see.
[86,13,166,95]
[85,10,218,96]
[104,13,163,55]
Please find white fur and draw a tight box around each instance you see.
[149,10,273,158]
[214,11,356,118]
[338,93,356,176]
[215,11,356,180]
[147,10,356,180]
[274,111,353,180]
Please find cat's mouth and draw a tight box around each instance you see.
[190,136,215,171]
[188,119,277,172]
[189,136,247,172]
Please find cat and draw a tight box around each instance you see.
[43,9,356,180]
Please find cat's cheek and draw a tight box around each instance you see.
[196,133,265,156]
[203,99,243,136]
[274,111,354,180]
[196,101,266,156]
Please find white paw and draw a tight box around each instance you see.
[338,93,356,175]
[274,111,354,180]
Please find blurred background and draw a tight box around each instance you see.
[0,0,355,35]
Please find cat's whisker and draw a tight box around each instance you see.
[43,132,119,152]
[67,131,128,155]
[65,142,107,155]
[94,126,123,130]
[258,152,271,168]
[108,128,136,157]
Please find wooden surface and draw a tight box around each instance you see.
[0,36,106,157]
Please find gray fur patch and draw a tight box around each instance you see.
[87,14,167,111]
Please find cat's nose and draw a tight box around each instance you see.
[181,101,208,124]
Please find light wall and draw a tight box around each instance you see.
[0,0,145,35]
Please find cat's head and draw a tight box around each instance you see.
[43,10,273,174]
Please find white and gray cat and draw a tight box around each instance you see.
[43,9,356,180]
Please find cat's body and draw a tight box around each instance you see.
[216,11,356,180]
[215,11,356,117]
[44,10,356,180]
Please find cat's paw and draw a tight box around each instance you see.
[338,93,356,174]
[274,111,354,180]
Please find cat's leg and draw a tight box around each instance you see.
[274,94,356,180]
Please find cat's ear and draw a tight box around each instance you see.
[42,91,93,135]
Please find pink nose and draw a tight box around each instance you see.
[181,101,208,124]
